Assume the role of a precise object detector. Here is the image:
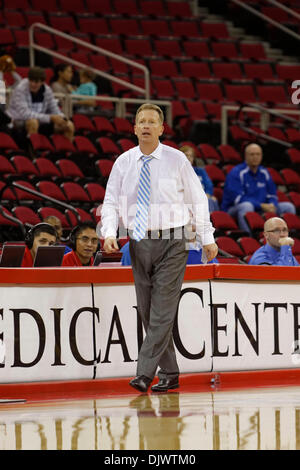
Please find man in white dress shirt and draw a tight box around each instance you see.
[101,103,218,393]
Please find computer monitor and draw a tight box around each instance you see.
[0,245,25,267]
[33,245,65,267]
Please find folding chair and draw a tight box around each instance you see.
[11,155,39,177]
[140,19,170,37]
[238,236,261,256]
[166,1,192,17]
[139,0,166,16]
[97,137,120,158]
[200,22,229,38]
[256,85,288,104]
[182,40,211,59]
[149,60,179,78]
[170,20,200,37]
[57,159,84,180]
[38,207,70,229]
[74,136,98,155]
[37,180,67,202]
[198,144,221,163]
[72,114,96,134]
[244,212,265,233]
[205,164,226,185]
[240,42,266,60]
[12,206,41,226]
[217,145,242,164]
[0,154,16,176]
[114,0,139,15]
[211,41,239,59]
[61,182,91,203]
[216,236,244,258]
[84,183,106,203]
[180,61,211,79]
[281,168,300,188]
[212,62,243,80]
[95,159,114,179]
[154,39,182,57]
[34,158,62,179]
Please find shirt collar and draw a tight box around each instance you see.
[136,141,162,161]
[265,243,280,256]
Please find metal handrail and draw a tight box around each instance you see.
[65,94,173,125]
[240,126,292,148]
[4,88,173,127]
[217,247,247,264]
[29,23,151,99]
[244,103,300,128]
[0,206,26,237]
[11,182,82,224]
[229,0,300,42]
[264,0,300,21]
[221,103,300,145]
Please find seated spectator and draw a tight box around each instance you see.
[42,215,72,254]
[7,66,75,142]
[51,64,74,95]
[180,145,219,213]
[249,217,299,266]
[0,55,21,129]
[221,143,295,233]
[0,55,21,90]
[22,222,58,267]
[50,64,74,107]
[62,221,98,266]
[71,68,97,113]
[120,241,218,266]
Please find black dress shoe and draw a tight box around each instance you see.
[129,375,152,393]
[151,376,179,393]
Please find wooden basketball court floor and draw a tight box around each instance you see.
[1,371,300,450]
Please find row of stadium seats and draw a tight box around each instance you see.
[3,0,195,17]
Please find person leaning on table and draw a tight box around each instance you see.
[62,222,98,266]
[249,217,299,266]
[22,222,58,267]
[101,102,218,394]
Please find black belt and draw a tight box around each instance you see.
[129,226,185,240]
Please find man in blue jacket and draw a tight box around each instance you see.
[249,217,299,266]
[221,143,295,233]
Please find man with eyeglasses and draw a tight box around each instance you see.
[62,222,98,266]
[249,217,299,266]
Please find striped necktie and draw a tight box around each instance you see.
[132,155,153,241]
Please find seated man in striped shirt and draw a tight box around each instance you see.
[7,66,74,142]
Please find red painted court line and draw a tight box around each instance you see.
[1,369,300,402]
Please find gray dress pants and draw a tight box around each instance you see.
[129,229,188,380]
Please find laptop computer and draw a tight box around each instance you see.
[0,244,25,267]
[93,251,103,266]
[33,245,65,267]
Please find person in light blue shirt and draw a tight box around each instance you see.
[221,143,295,233]
[71,68,97,113]
[249,217,299,266]
[121,241,218,265]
